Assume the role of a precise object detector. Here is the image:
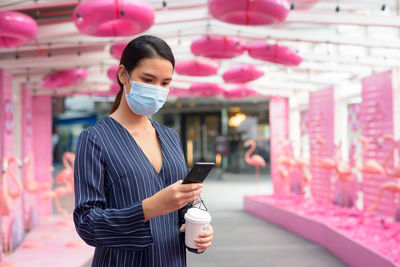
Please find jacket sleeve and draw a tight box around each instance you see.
[73,130,153,250]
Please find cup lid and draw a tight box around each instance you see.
[184,208,211,223]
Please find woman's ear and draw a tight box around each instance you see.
[117,65,128,84]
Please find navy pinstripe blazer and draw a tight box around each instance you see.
[73,116,189,266]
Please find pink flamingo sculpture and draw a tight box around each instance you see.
[20,155,52,193]
[315,137,336,169]
[0,157,22,266]
[289,143,312,196]
[367,182,400,218]
[277,139,291,194]
[55,152,75,187]
[382,134,400,178]
[244,139,267,185]
[354,136,385,175]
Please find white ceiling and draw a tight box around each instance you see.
[1,0,399,99]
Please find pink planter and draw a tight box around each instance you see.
[191,35,246,59]
[41,68,88,89]
[190,83,225,98]
[248,41,303,66]
[223,65,264,83]
[110,40,129,60]
[175,60,219,76]
[0,11,38,48]
[224,86,259,99]
[209,0,290,26]
[73,0,154,37]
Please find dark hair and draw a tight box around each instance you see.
[109,35,175,114]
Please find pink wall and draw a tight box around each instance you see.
[0,69,25,252]
[32,95,52,216]
[269,97,289,195]
[309,86,335,203]
[21,84,41,228]
[360,70,395,217]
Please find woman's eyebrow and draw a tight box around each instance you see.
[142,72,172,81]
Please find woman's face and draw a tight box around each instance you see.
[119,57,173,94]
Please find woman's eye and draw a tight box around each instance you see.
[162,82,170,87]
[142,78,152,83]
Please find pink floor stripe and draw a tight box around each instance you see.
[3,214,93,267]
[244,195,398,267]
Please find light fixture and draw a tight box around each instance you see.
[229,112,246,127]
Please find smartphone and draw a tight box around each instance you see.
[182,162,215,184]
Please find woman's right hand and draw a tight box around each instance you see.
[142,180,203,221]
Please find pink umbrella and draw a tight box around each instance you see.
[0,11,38,48]
[223,65,264,83]
[248,42,303,66]
[190,83,225,98]
[209,0,290,26]
[73,0,154,37]
[110,40,129,60]
[175,60,219,76]
[107,65,119,81]
[41,68,88,89]
[224,86,259,99]
[191,35,246,59]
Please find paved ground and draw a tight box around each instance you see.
[55,168,347,267]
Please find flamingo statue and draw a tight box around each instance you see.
[0,158,22,266]
[55,152,75,187]
[277,139,291,194]
[367,182,400,219]
[244,139,267,185]
[382,134,400,178]
[20,155,52,193]
[288,141,312,196]
[315,137,336,169]
[354,136,385,175]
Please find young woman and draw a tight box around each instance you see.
[73,35,214,266]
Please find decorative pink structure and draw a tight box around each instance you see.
[382,135,400,178]
[248,42,303,66]
[244,139,267,184]
[0,11,38,48]
[209,0,290,26]
[189,83,225,98]
[1,70,25,263]
[191,35,246,59]
[107,65,119,81]
[223,65,264,83]
[224,86,259,99]
[308,86,335,203]
[361,71,396,218]
[110,40,129,60]
[269,97,289,195]
[41,68,88,89]
[73,0,154,37]
[175,60,219,76]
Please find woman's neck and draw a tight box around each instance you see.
[110,96,151,132]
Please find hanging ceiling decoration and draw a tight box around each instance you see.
[209,0,290,26]
[0,11,38,48]
[73,0,154,37]
[191,35,246,59]
[168,87,192,98]
[107,65,119,81]
[223,65,264,83]
[41,68,88,89]
[110,40,129,60]
[224,85,259,99]
[175,60,219,76]
[189,83,225,98]
[247,41,303,66]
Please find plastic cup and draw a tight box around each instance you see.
[184,208,212,249]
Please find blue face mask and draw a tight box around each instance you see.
[124,78,169,116]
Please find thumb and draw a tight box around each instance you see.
[180,224,185,232]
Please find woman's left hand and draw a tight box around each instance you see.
[180,224,214,253]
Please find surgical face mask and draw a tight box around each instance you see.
[124,77,169,116]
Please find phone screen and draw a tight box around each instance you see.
[182,162,215,184]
